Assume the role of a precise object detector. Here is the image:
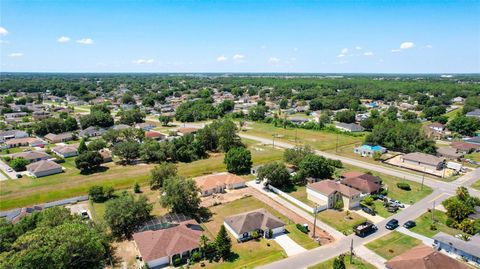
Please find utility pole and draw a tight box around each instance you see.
[432,200,436,224]
[336,132,339,153]
[350,238,353,264]
[313,204,318,239]
[421,167,425,190]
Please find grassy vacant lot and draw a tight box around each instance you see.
[317,210,366,235]
[197,195,317,269]
[243,122,364,151]
[0,138,282,211]
[410,210,464,238]
[309,256,376,269]
[341,164,433,204]
[365,232,422,260]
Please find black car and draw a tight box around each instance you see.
[362,206,376,216]
[385,219,399,230]
[403,220,416,229]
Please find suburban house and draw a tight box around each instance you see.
[436,146,463,160]
[194,172,246,196]
[5,137,47,148]
[466,109,480,119]
[26,160,63,178]
[465,137,480,145]
[79,126,106,138]
[385,244,471,269]
[400,152,445,170]
[433,232,480,266]
[99,149,112,163]
[176,127,199,136]
[223,209,285,241]
[132,219,203,268]
[0,130,28,142]
[52,145,78,158]
[353,144,387,157]
[427,122,446,132]
[340,171,381,194]
[335,122,365,132]
[112,124,131,131]
[44,132,73,143]
[10,151,51,163]
[307,180,361,210]
[136,122,156,131]
[451,141,480,154]
[289,116,309,124]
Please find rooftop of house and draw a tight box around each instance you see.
[11,151,50,161]
[308,179,361,197]
[26,160,62,173]
[401,152,445,165]
[224,208,285,235]
[433,232,480,258]
[194,172,245,192]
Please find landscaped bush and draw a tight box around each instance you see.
[296,224,308,234]
[396,182,411,191]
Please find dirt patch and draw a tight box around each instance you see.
[112,240,140,269]
[201,187,251,207]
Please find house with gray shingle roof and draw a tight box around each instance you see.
[223,208,285,241]
[26,160,63,178]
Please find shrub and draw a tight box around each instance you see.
[133,182,141,193]
[445,218,455,227]
[397,182,411,191]
[362,196,374,206]
[296,224,308,234]
[173,257,182,267]
[190,251,202,263]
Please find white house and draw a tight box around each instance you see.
[307,180,361,210]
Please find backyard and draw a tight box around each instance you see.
[0,138,282,211]
[365,231,422,260]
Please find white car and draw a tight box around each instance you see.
[6,168,13,172]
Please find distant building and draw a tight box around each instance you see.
[451,97,465,104]
[354,145,387,157]
[26,160,63,178]
[79,126,106,138]
[99,149,112,163]
[44,132,73,144]
[385,244,471,269]
[400,152,445,170]
[224,209,285,241]
[194,172,246,196]
[145,131,165,140]
[335,122,365,132]
[135,122,156,131]
[10,151,50,163]
[436,147,463,160]
[0,130,28,143]
[289,117,309,124]
[451,141,480,154]
[433,232,480,266]
[176,127,199,136]
[52,145,78,158]
[5,137,47,148]
[466,109,480,119]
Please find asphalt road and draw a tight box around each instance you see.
[0,160,16,180]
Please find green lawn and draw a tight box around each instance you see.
[242,121,364,151]
[465,152,480,163]
[370,200,394,218]
[365,232,422,260]
[284,185,316,207]
[472,180,480,191]
[309,256,376,269]
[410,210,465,238]
[317,210,367,235]
[0,147,31,155]
[0,139,283,211]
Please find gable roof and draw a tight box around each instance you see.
[433,232,480,258]
[308,180,361,197]
[44,132,73,141]
[133,219,202,261]
[385,245,470,269]
[26,160,62,173]
[52,145,78,154]
[341,172,381,193]
[194,172,245,192]
[11,151,50,161]
[224,208,285,234]
[401,152,445,166]
[451,141,480,151]
[335,122,365,132]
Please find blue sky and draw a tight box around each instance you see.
[1,0,479,73]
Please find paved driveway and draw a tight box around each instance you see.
[0,160,16,180]
[274,234,306,256]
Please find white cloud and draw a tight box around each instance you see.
[8,52,23,57]
[355,46,362,50]
[76,38,94,45]
[363,51,374,56]
[341,48,349,54]
[425,44,433,49]
[400,41,415,49]
[0,27,8,36]
[337,54,346,58]
[216,55,228,62]
[233,54,244,60]
[57,36,71,43]
[268,57,280,63]
[133,59,154,65]
[391,49,401,53]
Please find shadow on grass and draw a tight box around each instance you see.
[79,166,109,175]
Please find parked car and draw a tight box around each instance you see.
[377,194,385,200]
[386,219,399,230]
[80,210,89,220]
[387,206,399,213]
[403,220,416,229]
[6,168,13,172]
[355,221,377,237]
[362,206,376,216]
[255,178,261,184]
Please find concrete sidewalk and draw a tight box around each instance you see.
[355,245,387,269]
[274,234,307,256]
[247,181,345,239]
[397,227,434,246]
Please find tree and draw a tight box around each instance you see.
[88,185,113,203]
[75,151,103,173]
[248,105,267,121]
[217,100,235,115]
[217,119,243,152]
[215,225,232,260]
[150,162,177,190]
[257,162,291,189]
[298,154,335,181]
[224,147,252,175]
[112,141,140,164]
[158,115,172,126]
[133,182,141,193]
[9,157,30,171]
[333,254,346,269]
[104,193,152,238]
[283,145,314,167]
[78,138,88,154]
[80,111,114,129]
[335,110,356,123]
[160,177,201,217]
[447,115,480,136]
[140,139,166,163]
[118,108,145,126]
[309,98,323,111]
